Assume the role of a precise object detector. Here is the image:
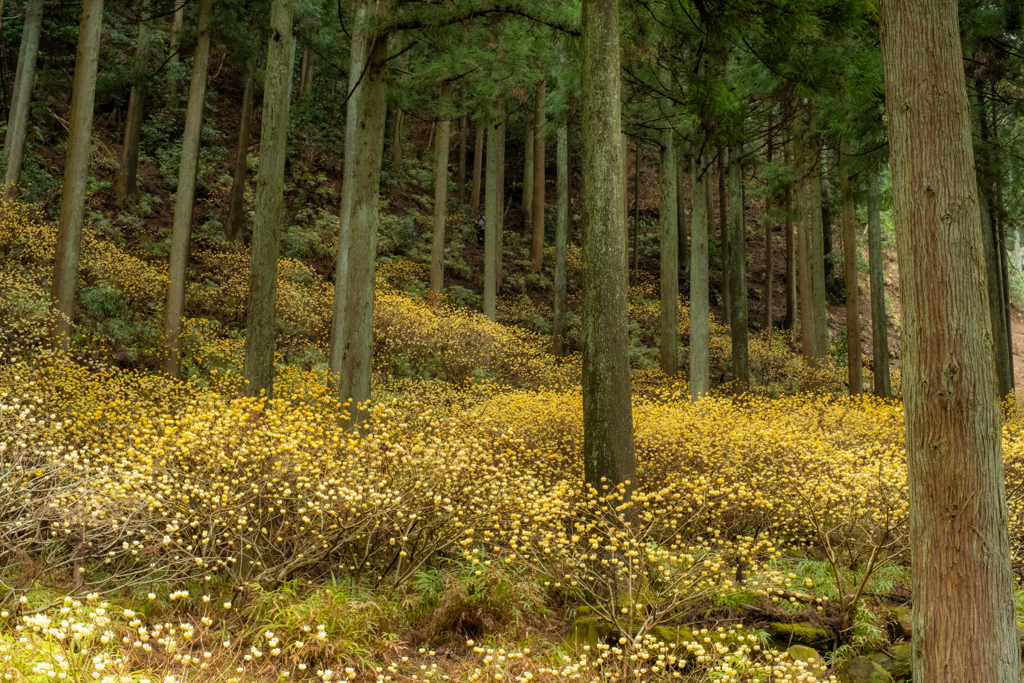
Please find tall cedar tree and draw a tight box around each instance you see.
[580,0,636,502]
[429,83,453,306]
[3,0,43,200]
[839,138,862,394]
[866,167,891,398]
[881,0,1020,678]
[689,152,710,399]
[243,0,295,399]
[658,67,678,376]
[552,118,569,356]
[531,79,546,272]
[483,118,499,320]
[115,1,153,207]
[163,0,213,378]
[728,142,748,383]
[49,0,104,352]
[226,60,256,242]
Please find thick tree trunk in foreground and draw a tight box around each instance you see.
[531,79,546,272]
[728,143,748,383]
[242,0,294,399]
[552,119,569,356]
[659,106,678,375]
[429,83,452,306]
[840,138,862,395]
[471,124,483,220]
[581,0,636,501]
[115,1,153,207]
[483,119,499,321]
[163,0,213,377]
[48,0,104,352]
[226,60,256,242]
[866,166,891,399]
[880,0,1020,679]
[336,23,390,416]
[690,152,710,401]
[2,0,43,201]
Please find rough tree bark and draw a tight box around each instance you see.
[226,60,256,242]
[793,129,814,364]
[866,166,891,399]
[470,124,483,221]
[678,157,688,276]
[522,107,533,233]
[808,139,829,362]
[784,143,796,332]
[457,113,467,206]
[167,3,185,102]
[840,138,862,395]
[552,119,569,357]
[764,133,774,332]
[689,152,710,401]
[483,117,499,321]
[881,0,1020,679]
[530,78,546,273]
[163,0,213,377]
[658,75,678,375]
[728,142,748,383]
[580,0,636,500]
[242,0,294,399]
[48,0,104,352]
[429,83,452,306]
[719,148,730,326]
[2,0,44,201]
[496,108,506,289]
[115,0,153,207]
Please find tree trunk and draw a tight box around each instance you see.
[2,0,43,201]
[866,166,891,398]
[622,132,628,225]
[483,117,499,321]
[633,137,640,285]
[429,83,452,306]
[719,148,730,326]
[580,0,636,502]
[764,134,774,332]
[840,138,862,395]
[167,3,185,102]
[820,150,836,296]
[522,107,533,232]
[470,124,483,220]
[880,0,1020,679]
[678,156,688,276]
[335,20,390,415]
[226,60,256,242]
[552,118,569,357]
[784,143,796,332]
[793,128,814,364]
[48,0,104,352]
[689,152,710,400]
[242,0,294,399]
[299,46,315,97]
[978,169,1012,398]
[728,142,748,383]
[659,82,678,375]
[530,78,546,273]
[997,209,1014,390]
[115,0,153,207]
[457,113,467,206]
[391,109,403,170]
[162,0,213,377]
[497,107,506,289]
[329,0,368,396]
[808,140,829,361]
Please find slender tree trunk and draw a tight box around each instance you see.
[719,149,730,326]
[784,143,796,332]
[299,47,316,97]
[242,0,294,399]
[867,166,891,398]
[840,138,862,394]
[167,3,185,102]
[336,19,390,414]
[457,113,467,206]
[728,142,748,383]
[580,0,636,502]
[115,1,153,207]
[552,119,569,357]
[678,157,688,276]
[794,129,814,363]
[820,150,836,296]
[226,60,256,242]
[429,83,452,306]
[997,209,1014,390]
[470,124,483,220]
[633,137,640,285]
[622,132,628,226]
[531,78,546,272]
[880,0,1020,679]
[329,0,368,395]
[48,0,104,352]
[978,165,1012,397]
[483,118,499,321]
[2,0,43,200]
[764,135,774,332]
[659,82,678,375]
[391,109,403,170]
[522,107,533,232]
[163,0,213,377]
[497,107,506,289]
[808,140,829,361]
[690,152,710,400]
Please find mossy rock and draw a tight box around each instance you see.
[867,648,911,682]
[787,644,822,669]
[891,606,912,639]
[648,625,694,649]
[766,622,831,649]
[837,656,894,683]
[567,617,617,652]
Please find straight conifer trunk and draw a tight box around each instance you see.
[728,143,748,383]
[784,143,796,331]
[866,167,891,398]
[793,130,814,363]
[658,101,678,375]
[580,0,636,499]
[496,108,506,289]
[678,159,688,275]
[429,84,452,306]
[979,185,1011,396]
[457,114,467,206]
[808,144,828,361]
[881,0,1020,679]
[48,0,104,352]
[719,149,730,326]
[163,0,213,377]
[633,139,640,284]
[242,0,294,399]
[522,108,533,232]
[336,21,390,414]
[530,79,546,272]
[167,4,185,102]
[689,153,710,400]
[392,109,403,170]
[483,120,499,321]
[840,138,862,394]
[763,135,774,332]
[552,119,569,356]
[226,61,256,242]
[115,1,153,207]
[2,0,43,200]
[470,124,483,220]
